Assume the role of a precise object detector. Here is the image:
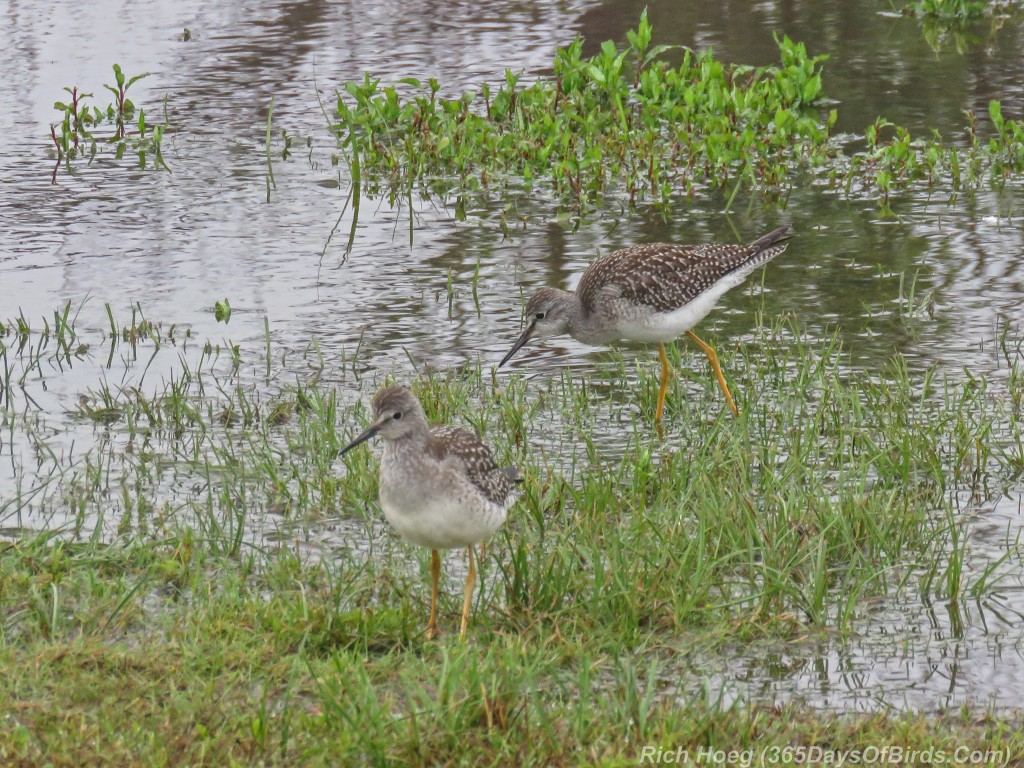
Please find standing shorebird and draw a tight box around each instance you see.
[499,226,793,424]
[338,385,519,640]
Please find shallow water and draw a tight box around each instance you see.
[2,0,1024,716]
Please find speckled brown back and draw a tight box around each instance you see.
[576,226,792,314]
[428,425,519,507]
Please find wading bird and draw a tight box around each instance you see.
[339,386,519,639]
[500,226,793,424]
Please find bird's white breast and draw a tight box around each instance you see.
[378,445,507,550]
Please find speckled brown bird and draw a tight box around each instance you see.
[338,385,519,640]
[500,226,793,424]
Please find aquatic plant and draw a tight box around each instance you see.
[50,64,169,182]
[332,13,1024,217]
[2,301,1024,762]
[332,12,833,210]
[905,0,988,20]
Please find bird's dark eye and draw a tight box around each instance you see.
[393,411,402,420]
[535,312,546,320]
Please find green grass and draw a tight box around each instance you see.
[2,305,1024,763]
[4,617,1023,765]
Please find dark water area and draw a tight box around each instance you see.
[2,0,1024,715]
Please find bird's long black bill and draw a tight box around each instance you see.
[338,423,380,457]
[499,322,535,367]
[748,224,793,251]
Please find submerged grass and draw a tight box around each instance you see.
[2,304,1024,762]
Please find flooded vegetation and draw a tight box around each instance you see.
[50,64,169,182]
[3,0,1024,763]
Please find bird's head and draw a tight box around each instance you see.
[499,287,573,366]
[338,385,426,455]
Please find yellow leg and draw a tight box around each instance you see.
[655,342,672,425]
[459,545,477,640]
[427,549,441,640]
[685,330,739,416]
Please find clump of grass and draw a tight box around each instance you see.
[491,322,1022,639]
[50,64,170,182]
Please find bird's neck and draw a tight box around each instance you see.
[548,289,588,341]
[382,425,430,461]
[563,291,612,345]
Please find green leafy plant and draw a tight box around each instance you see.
[906,0,987,20]
[332,11,832,210]
[214,299,232,324]
[331,13,1024,218]
[50,64,169,181]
